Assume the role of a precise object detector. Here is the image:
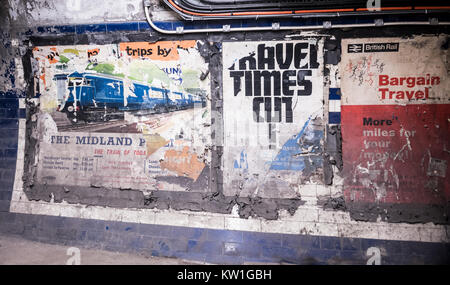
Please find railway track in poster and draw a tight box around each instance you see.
[57,119,128,133]
[56,109,192,133]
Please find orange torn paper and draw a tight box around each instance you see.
[160,146,205,181]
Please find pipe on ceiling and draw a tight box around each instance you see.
[143,0,450,34]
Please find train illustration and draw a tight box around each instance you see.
[53,72,206,123]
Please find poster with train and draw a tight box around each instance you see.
[32,41,211,192]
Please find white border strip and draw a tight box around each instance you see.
[9,199,449,243]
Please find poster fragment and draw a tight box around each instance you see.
[32,40,211,192]
[222,39,325,198]
[341,36,450,204]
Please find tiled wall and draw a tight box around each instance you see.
[0,90,24,213]
[1,16,449,264]
[1,211,449,264]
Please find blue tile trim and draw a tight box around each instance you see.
[0,131,18,149]
[320,236,341,250]
[0,85,18,211]
[0,191,12,201]
[0,98,19,108]
[261,245,300,262]
[0,119,18,129]
[342,237,361,251]
[0,108,24,119]
[0,149,17,159]
[227,19,245,28]
[106,22,139,33]
[173,227,206,240]
[329,88,341,100]
[282,18,320,27]
[241,19,272,27]
[138,223,173,237]
[54,25,76,34]
[243,231,282,247]
[19,108,26,119]
[37,25,76,34]
[36,26,57,34]
[282,234,320,249]
[207,229,243,243]
[75,24,107,34]
[137,21,151,32]
[6,109,18,118]
[329,112,341,124]
[223,241,260,258]
[0,90,26,99]
[0,172,15,187]
[151,21,173,31]
[0,212,448,264]
[29,13,450,36]
[183,21,207,30]
[206,22,223,29]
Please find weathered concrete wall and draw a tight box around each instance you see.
[1,0,449,264]
[7,0,175,26]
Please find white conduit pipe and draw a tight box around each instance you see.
[143,0,450,34]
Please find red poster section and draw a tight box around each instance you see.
[341,104,450,205]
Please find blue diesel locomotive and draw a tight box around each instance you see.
[53,72,206,123]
